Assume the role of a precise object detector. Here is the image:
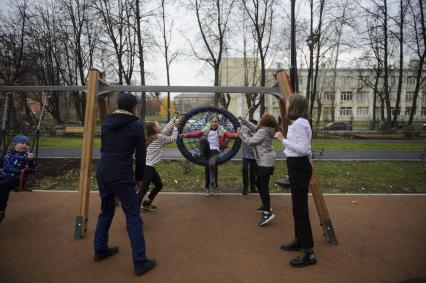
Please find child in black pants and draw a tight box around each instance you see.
[0,134,35,223]
[275,94,316,267]
[241,119,258,195]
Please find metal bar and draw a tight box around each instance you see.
[0,85,281,98]
[100,85,280,95]
[0,86,87,92]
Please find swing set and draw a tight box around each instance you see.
[0,69,337,245]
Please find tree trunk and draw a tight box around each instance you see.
[383,0,392,130]
[135,0,146,121]
[408,0,426,125]
[392,0,404,127]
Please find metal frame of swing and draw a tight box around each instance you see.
[0,69,337,245]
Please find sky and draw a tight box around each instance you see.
[0,0,374,89]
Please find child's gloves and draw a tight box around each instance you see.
[274,132,284,142]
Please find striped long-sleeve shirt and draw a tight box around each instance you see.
[146,119,178,167]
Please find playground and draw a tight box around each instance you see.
[1,191,425,282]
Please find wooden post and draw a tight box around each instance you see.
[74,69,100,239]
[275,70,337,245]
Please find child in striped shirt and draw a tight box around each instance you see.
[138,112,179,211]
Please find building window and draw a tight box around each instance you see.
[406,92,414,101]
[341,92,353,101]
[405,107,412,116]
[356,107,369,116]
[389,93,396,101]
[422,107,426,116]
[356,92,369,101]
[324,92,335,101]
[340,107,352,116]
[343,76,353,86]
[407,76,416,85]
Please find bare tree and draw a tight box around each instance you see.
[309,0,326,118]
[241,0,275,115]
[329,0,351,122]
[93,0,136,85]
[187,0,236,107]
[0,0,33,128]
[391,0,409,127]
[156,0,179,121]
[407,0,426,125]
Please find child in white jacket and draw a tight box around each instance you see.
[275,94,316,268]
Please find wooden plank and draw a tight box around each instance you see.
[74,69,99,239]
[274,70,337,244]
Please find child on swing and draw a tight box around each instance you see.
[181,113,238,196]
[239,114,278,226]
[138,112,179,211]
[0,134,35,223]
[274,94,316,267]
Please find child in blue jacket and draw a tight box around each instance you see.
[0,134,35,223]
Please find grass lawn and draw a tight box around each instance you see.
[31,159,426,193]
[38,136,425,151]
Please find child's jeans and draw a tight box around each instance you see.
[0,175,20,212]
[199,136,220,189]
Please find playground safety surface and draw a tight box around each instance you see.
[1,192,425,283]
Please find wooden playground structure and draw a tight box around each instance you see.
[0,69,337,244]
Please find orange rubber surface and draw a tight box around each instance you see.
[1,192,425,283]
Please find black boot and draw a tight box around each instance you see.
[134,258,156,276]
[289,251,317,268]
[280,239,301,251]
[93,246,119,262]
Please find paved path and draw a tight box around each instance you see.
[37,147,426,160]
[0,192,425,282]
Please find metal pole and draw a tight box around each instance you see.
[290,0,298,92]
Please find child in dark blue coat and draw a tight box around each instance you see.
[0,134,35,223]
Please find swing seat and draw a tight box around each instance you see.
[14,167,37,192]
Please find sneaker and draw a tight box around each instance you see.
[0,211,5,224]
[259,211,275,226]
[250,188,258,193]
[141,200,157,211]
[205,188,211,197]
[94,246,119,262]
[242,189,248,195]
[134,258,157,276]
[289,252,317,268]
[280,240,301,251]
[212,185,219,196]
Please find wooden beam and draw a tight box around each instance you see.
[74,69,99,239]
[275,70,337,245]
